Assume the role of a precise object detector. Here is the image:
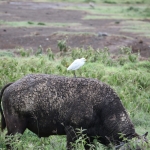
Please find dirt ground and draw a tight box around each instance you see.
[0,1,150,57]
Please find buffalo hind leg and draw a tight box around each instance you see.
[65,126,77,150]
[5,115,27,149]
[84,136,95,150]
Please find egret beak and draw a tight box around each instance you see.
[83,58,86,62]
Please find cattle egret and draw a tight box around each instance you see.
[67,58,86,77]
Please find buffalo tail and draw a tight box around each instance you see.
[0,83,13,131]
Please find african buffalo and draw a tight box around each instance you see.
[0,74,148,149]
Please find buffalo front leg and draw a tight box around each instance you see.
[65,126,77,150]
[84,136,95,150]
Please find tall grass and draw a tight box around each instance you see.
[0,47,150,149]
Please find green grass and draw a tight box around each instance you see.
[0,50,15,57]
[0,47,150,149]
[34,0,150,4]
[120,20,150,36]
[66,4,150,20]
[102,0,150,4]
[0,20,80,28]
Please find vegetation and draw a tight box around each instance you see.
[34,0,150,4]
[57,38,69,54]
[68,4,150,20]
[120,20,150,37]
[0,46,150,149]
[0,20,80,28]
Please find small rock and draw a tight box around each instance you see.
[35,32,39,35]
[102,32,108,36]
[139,40,143,44]
[89,2,95,9]
[98,32,108,37]
[115,21,120,24]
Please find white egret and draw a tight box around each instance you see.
[67,58,86,77]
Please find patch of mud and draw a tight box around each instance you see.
[9,2,85,9]
[2,31,150,57]
[129,39,150,58]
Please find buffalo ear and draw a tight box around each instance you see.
[143,132,148,137]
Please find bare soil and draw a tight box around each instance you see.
[0,1,150,57]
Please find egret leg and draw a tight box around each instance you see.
[73,71,76,78]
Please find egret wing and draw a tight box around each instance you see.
[67,59,81,70]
